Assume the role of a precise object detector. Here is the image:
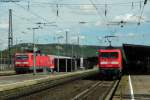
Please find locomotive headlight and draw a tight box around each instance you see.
[100,62,108,64]
[111,61,119,64]
[15,62,29,64]
[15,62,21,64]
[23,62,29,64]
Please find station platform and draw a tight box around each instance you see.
[113,75,150,100]
[0,68,98,99]
[0,70,15,76]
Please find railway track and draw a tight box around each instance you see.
[17,74,119,100]
[0,69,98,100]
[72,80,119,100]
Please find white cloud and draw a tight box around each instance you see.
[79,35,85,39]
[70,36,77,40]
[127,33,135,37]
[95,21,102,26]
[113,13,145,22]
[80,5,95,13]
[97,36,102,40]
[115,33,137,38]
[0,22,8,29]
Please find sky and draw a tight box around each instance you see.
[0,0,150,49]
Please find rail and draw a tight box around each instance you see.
[0,69,98,99]
[71,80,119,100]
[104,80,120,100]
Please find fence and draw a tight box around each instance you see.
[0,58,14,71]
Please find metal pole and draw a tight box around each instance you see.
[57,39,60,72]
[65,31,68,56]
[66,31,68,45]
[1,50,3,70]
[65,59,67,72]
[8,9,13,68]
[57,49,60,72]
[71,44,73,72]
[33,28,36,75]
[56,36,63,72]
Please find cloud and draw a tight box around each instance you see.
[115,32,137,38]
[97,36,102,40]
[80,5,95,13]
[127,33,135,37]
[0,22,8,29]
[113,13,145,22]
[80,35,85,39]
[95,21,102,26]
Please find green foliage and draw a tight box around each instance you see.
[4,43,109,58]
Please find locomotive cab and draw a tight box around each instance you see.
[15,53,33,73]
[98,49,123,78]
[14,53,55,74]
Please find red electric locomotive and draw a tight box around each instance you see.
[98,49,123,78]
[14,53,55,73]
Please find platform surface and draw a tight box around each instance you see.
[0,70,15,76]
[113,75,150,100]
[0,68,98,91]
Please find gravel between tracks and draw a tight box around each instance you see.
[17,79,99,100]
[17,74,116,100]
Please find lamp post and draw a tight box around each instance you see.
[70,39,77,72]
[71,41,74,72]
[56,35,63,72]
[0,50,2,70]
[78,22,87,70]
[79,35,85,69]
[27,26,42,75]
[32,27,38,75]
[0,42,3,70]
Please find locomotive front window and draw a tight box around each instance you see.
[101,52,118,58]
[16,55,28,60]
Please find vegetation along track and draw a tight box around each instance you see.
[17,74,119,100]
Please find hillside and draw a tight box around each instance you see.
[7,43,105,58]
[2,43,121,58]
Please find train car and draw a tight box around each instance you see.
[14,53,55,73]
[98,49,123,79]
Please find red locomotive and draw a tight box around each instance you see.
[14,53,55,73]
[98,49,123,78]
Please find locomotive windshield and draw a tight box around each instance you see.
[16,55,28,60]
[101,52,118,58]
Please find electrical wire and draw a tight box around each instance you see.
[138,1,147,25]
[134,0,148,34]
[12,2,50,23]
[31,1,147,6]
[12,11,35,23]
[1,0,148,7]
[89,0,114,36]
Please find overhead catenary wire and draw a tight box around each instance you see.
[30,0,148,6]
[1,0,149,8]
[137,0,148,25]
[12,11,35,23]
[133,0,148,36]
[0,0,149,45]
[89,0,117,36]
[12,2,50,23]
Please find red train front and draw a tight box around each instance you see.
[14,53,55,73]
[98,49,123,78]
